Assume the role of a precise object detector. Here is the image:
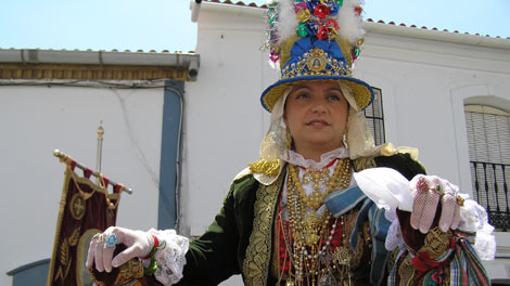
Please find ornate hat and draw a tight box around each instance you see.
[261,0,374,112]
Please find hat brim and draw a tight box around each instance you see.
[260,75,374,112]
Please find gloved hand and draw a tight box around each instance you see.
[410,175,462,233]
[86,226,153,273]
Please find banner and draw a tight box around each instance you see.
[47,162,123,286]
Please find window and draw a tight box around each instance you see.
[364,87,386,145]
[465,104,510,231]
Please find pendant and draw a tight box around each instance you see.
[304,212,321,246]
[285,280,295,286]
[318,272,337,286]
[303,168,329,193]
[305,233,320,246]
[319,252,332,265]
[333,247,351,266]
[305,212,321,229]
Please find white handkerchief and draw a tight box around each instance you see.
[353,167,413,211]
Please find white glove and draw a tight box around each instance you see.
[410,175,461,233]
[85,226,153,273]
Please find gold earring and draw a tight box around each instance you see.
[285,128,293,149]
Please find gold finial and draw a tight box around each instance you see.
[53,149,69,163]
[96,121,104,174]
[97,121,104,140]
[53,149,62,157]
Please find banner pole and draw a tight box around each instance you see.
[96,121,104,176]
[53,149,133,194]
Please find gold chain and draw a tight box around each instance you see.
[284,158,353,285]
[288,158,351,210]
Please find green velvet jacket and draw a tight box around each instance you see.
[176,153,426,286]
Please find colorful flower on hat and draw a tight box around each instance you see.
[294,1,307,11]
[296,9,311,23]
[306,0,320,12]
[352,46,361,60]
[305,21,319,38]
[316,24,330,40]
[313,3,330,19]
[296,23,309,37]
[265,0,366,65]
[326,19,339,32]
[329,2,339,16]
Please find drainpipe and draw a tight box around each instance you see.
[191,0,202,23]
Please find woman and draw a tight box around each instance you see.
[87,0,494,285]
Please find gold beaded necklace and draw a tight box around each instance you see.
[284,158,352,285]
[288,158,351,210]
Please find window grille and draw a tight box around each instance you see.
[364,87,386,146]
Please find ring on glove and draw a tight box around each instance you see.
[93,233,105,243]
[104,233,119,248]
[456,195,465,207]
[432,184,444,195]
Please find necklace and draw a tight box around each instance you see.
[301,158,338,195]
[289,158,351,210]
[284,158,353,285]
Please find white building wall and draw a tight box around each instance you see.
[0,85,164,285]
[183,3,510,283]
[182,7,273,285]
[182,7,274,237]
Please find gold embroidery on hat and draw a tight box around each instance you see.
[280,49,350,80]
[305,48,328,73]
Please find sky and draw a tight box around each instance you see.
[0,0,509,53]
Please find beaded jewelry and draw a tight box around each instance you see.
[289,158,351,210]
[283,158,354,285]
[143,234,166,276]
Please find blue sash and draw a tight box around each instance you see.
[325,186,391,285]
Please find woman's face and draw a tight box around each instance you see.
[284,80,349,154]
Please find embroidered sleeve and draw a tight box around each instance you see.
[148,229,189,286]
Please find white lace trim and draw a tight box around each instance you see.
[458,199,496,260]
[282,147,349,169]
[384,208,405,252]
[148,229,189,286]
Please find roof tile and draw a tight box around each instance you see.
[203,0,508,40]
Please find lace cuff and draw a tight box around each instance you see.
[458,199,496,260]
[148,229,189,286]
[385,209,405,252]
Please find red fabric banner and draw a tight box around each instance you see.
[47,165,121,286]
